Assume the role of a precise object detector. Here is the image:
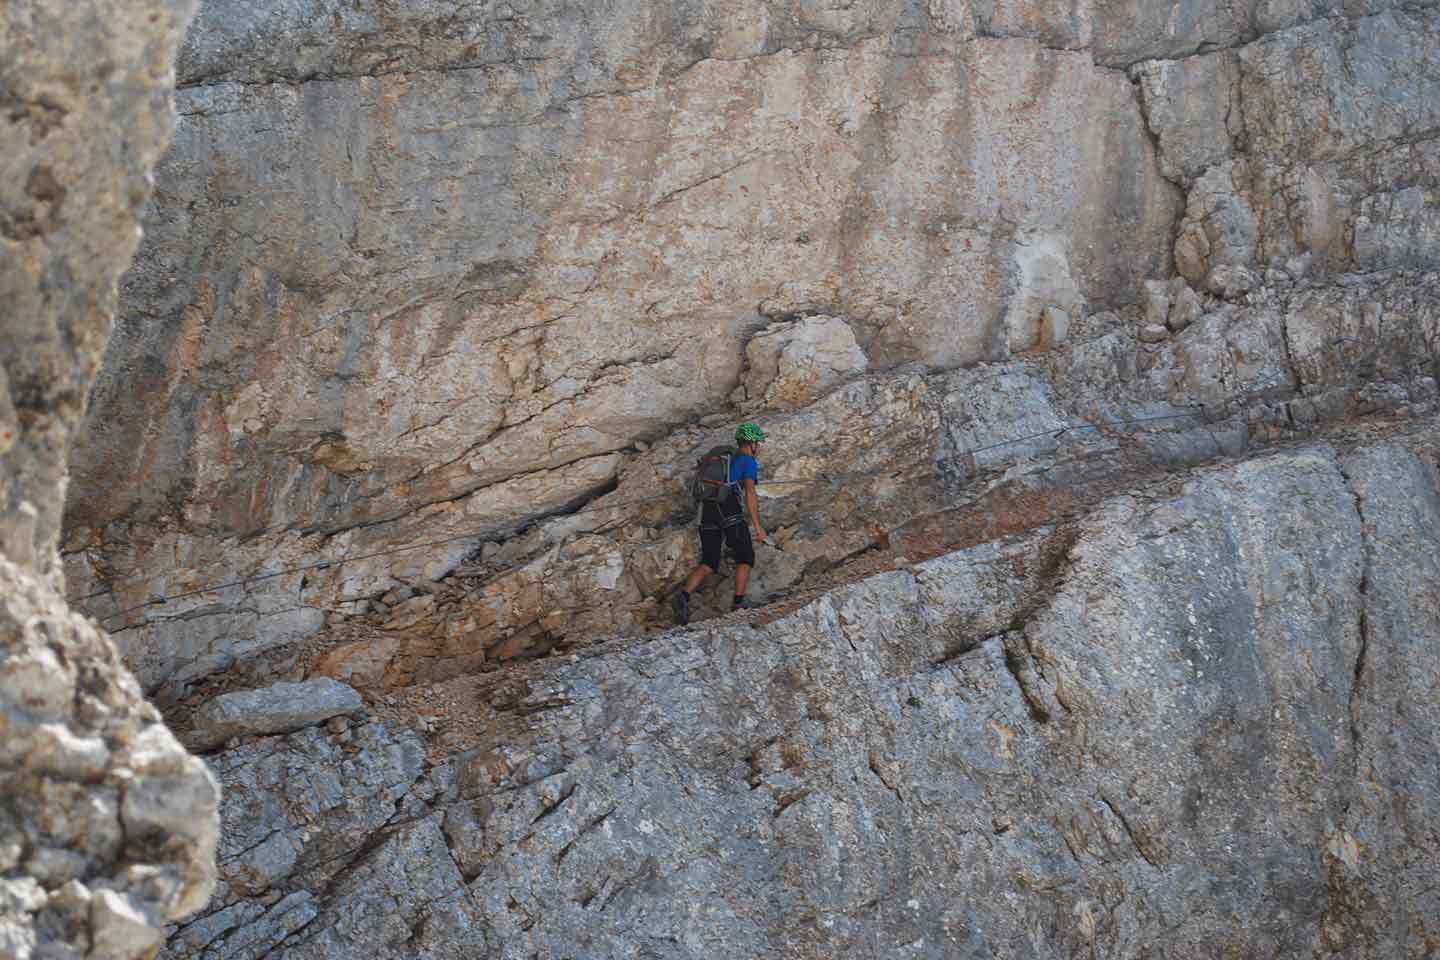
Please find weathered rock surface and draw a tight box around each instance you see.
[1165,10,1440,292]
[37,3,1440,954]
[1321,444,1440,952]
[166,719,442,958]
[186,678,363,751]
[735,315,868,411]
[72,268,1440,701]
[0,556,219,959]
[2,1,219,956]
[60,2,1440,711]
[165,436,1440,957]
[2,0,191,583]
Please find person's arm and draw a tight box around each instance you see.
[743,478,766,543]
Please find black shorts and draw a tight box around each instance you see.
[699,516,755,569]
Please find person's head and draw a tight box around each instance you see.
[735,422,766,453]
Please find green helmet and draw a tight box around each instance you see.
[735,422,767,443]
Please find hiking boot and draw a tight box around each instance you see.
[732,595,763,612]
[671,590,690,626]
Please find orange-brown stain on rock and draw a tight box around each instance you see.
[890,484,1073,564]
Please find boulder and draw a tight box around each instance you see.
[187,679,364,751]
[738,316,868,410]
[1168,283,1205,332]
[1139,322,1170,343]
[1209,263,1258,299]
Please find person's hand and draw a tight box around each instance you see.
[754,527,768,544]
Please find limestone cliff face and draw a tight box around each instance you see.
[47,2,1440,956]
[1,2,219,958]
[61,0,1440,704]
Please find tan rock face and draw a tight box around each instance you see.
[64,9,1177,536]
[736,316,868,410]
[2,0,193,583]
[58,3,1440,712]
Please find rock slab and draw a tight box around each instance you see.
[187,678,365,750]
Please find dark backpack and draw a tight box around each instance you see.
[691,445,737,505]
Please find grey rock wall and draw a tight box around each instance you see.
[166,435,1440,957]
[2,2,220,957]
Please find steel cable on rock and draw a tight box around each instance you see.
[76,365,1391,631]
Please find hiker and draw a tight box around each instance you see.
[672,422,768,625]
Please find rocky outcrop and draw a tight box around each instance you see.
[0,557,218,959]
[61,2,1440,711]
[165,434,1440,957]
[2,0,191,582]
[1153,10,1440,294]
[2,1,218,957]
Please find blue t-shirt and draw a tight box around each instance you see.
[730,453,759,491]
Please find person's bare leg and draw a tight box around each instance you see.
[733,563,751,597]
[684,564,711,594]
